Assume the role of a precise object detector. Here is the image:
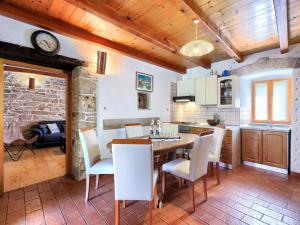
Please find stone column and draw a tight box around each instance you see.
[71,67,97,180]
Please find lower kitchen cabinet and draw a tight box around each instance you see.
[242,129,288,169]
[263,131,288,169]
[220,129,241,169]
[242,130,263,163]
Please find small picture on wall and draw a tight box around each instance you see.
[136,72,153,92]
[138,92,150,110]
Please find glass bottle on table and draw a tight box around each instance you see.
[150,119,154,135]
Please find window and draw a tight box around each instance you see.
[252,78,291,124]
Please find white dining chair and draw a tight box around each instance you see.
[162,135,213,212]
[79,128,114,202]
[208,127,225,184]
[125,123,143,138]
[112,139,158,225]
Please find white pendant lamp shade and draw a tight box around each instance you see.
[180,19,214,57]
[180,40,214,57]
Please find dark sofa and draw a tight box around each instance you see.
[32,120,65,148]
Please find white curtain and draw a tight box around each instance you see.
[255,82,268,121]
[273,80,288,121]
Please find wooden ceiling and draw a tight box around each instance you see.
[0,0,299,73]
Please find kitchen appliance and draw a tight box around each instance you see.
[173,96,195,103]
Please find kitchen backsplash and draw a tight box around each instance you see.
[170,82,251,125]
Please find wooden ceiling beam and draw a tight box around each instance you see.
[65,0,211,68]
[171,0,243,62]
[0,2,186,74]
[273,0,289,53]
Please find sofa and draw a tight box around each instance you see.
[32,120,66,148]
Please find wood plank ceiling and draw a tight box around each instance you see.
[0,0,299,73]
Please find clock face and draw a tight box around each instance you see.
[36,33,58,52]
[31,30,60,56]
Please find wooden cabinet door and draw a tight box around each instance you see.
[242,130,263,163]
[195,77,206,105]
[263,131,287,168]
[205,76,218,105]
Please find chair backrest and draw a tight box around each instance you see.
[161,123,178,135]
[125,123,143,138]
[78,128,100,171]
[210,127,225,161]
[112,139,153,201]
[189,135,213,181]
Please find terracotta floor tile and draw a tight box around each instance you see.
[7,198,24,214]
[25,190,40,202]
[64,210,86,225]
[25,209,45,225]
[261,215,287,225]
[25,198,42,214]
[1,165,300,225]
[251,203,283,221]
[6,209,25,225]
[242,215,267,225]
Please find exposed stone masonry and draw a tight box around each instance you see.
[71,67,97,180]
[4,71,66,138]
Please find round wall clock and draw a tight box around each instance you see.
[31,30,60,56]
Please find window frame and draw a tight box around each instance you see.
[252,78,291,124]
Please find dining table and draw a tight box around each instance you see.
[106,132,211,155]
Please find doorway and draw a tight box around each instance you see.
[0,59,72,193]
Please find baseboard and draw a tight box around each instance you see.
[290,171,300,178]
[243,161,288,175]
[219,162,232,169]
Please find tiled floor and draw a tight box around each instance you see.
[1,165,300,225]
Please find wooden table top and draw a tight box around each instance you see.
[107,133,200,155]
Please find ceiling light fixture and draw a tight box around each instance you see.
[180,19,214,57]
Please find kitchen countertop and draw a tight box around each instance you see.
[172,122,240,131]
[240,124,291,132]
[170,122,291,132]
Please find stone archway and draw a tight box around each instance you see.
[71,67,97,180]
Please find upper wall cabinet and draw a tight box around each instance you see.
[218,76,240,108]
[177,79,195,96]
[195,75,218,105]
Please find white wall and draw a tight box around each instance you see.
[0,15,180,158]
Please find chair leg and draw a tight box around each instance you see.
[85,174,90,202]
[210,162,214,177]
[203,175,208,201]
[179,178,184,189]
[216,162,220,185]
[153,184,158,208]
[122,200,126,209]
[95,175,99,190]
[162,172,166,198]
[190,182,195,212]
[115,200,120,225]
[148,200,153,225]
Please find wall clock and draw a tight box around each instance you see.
[31,30,60,56]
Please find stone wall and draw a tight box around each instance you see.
[4,71,66,138]
[71,67,97,180]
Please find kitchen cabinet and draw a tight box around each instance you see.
[218,76,240,108]
[219,129,241,169]
[242,129,288,169]
[242,130,263,163]
[177,79,195,96]
[195,77,205,105]
[263,131,287,168]
[195,75,218,105]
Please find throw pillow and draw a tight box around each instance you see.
[39,124,49,134]
[47,123,60,134]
